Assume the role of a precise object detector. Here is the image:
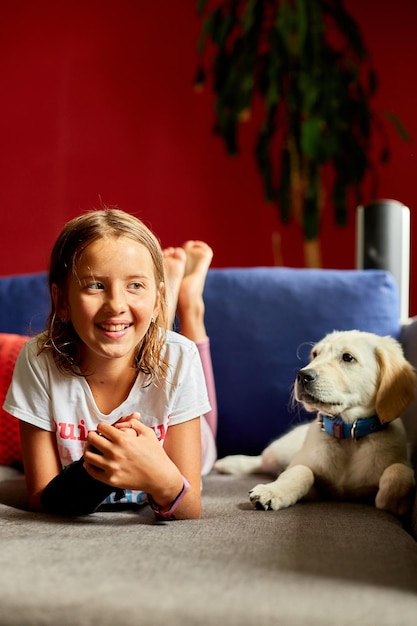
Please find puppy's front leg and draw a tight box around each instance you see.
[375,463,415,516]
[249,464,314,511]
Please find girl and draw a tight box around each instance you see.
[4,208,217,519]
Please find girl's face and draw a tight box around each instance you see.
[61,236,162,372]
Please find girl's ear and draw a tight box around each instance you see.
[155,281,164,314]
[51,283,69,321]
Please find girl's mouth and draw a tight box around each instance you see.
[97,323,132,332]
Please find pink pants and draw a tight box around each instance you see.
[196,338,217,476]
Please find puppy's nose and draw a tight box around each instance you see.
[297,368,318,386]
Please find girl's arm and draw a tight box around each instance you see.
[19,421,62,511]
[160,417,202,519]
[84,415,202,519]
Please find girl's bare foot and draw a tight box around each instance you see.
[163,247,187,329]
[178,241,213,342]
[183,241,213,293]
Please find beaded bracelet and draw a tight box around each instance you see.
[147,475,190,520]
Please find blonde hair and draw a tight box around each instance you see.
[38,207,168,383]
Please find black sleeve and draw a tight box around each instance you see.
[40,457,123,515]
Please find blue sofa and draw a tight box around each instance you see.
[0,267,405,458]
[0,267,417,625]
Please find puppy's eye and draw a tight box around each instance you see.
[311,350,318,359]
[342,353,355,363]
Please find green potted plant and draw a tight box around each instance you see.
[195,0,409,266]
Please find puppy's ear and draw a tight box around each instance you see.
[375,340,417,423]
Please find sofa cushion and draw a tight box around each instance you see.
[1,473,417,625]
[0,271,49,335]
[0,333,29,465]
[203,268,401,457]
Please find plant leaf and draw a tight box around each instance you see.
[241,0,257,35]
[196,0,208,16]
[384,111,412,142]
[301,117,323,159]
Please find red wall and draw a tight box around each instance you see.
[0,1,416,312]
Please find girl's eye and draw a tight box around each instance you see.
[342,353,355,363]
[128,282,143,290]
[87,282,104,290]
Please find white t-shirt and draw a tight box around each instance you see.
[4,330,211,505]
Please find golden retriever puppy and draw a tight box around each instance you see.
[215,330,417,516]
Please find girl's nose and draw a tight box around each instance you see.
[106,285,126,313]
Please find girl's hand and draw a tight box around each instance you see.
[84,419,184,509]
[113,412,142,433]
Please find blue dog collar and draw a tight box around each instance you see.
[319,414,388,440]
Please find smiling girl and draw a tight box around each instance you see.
[4,208,216,519]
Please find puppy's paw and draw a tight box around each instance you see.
[214,454,262,476]
[249,465,314,510]
[249,483,291,511]
[376,463,415,516]
[376,482,414,516]
[376,492,413,517]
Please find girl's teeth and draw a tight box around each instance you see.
[101,324,127,331]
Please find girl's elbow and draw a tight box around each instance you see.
[175,501,202,520]
[27,492,43,512]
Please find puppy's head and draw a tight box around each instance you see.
[294,330,416,424]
